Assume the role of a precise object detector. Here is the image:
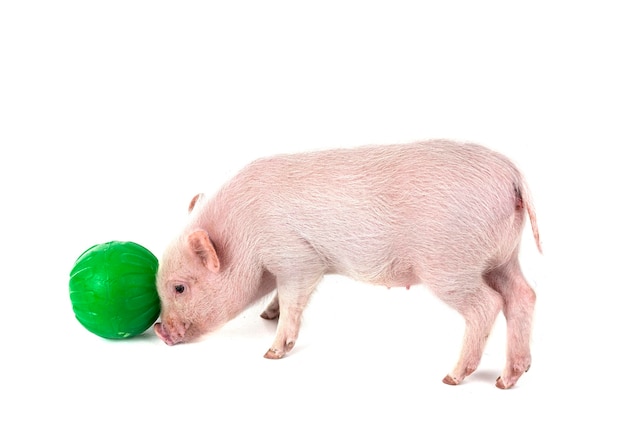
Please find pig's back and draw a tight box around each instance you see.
[213,140,526,285]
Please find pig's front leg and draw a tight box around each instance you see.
[263,274,323,359]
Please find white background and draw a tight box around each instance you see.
[1,1,624,426]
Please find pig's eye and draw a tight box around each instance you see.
[174,284,185,294]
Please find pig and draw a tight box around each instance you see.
[154,139,541,389]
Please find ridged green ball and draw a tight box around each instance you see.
[69,241,160,339]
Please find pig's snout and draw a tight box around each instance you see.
[154,322,176,345]
[154,321,187,346]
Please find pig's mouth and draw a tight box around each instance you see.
[154,320,191,346]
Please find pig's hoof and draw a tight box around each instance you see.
[495,376,519,389]
[260,310,279,320]
[495,376,508,389]
[442,375,460,386]
[496,362,530,389]
[264,348,285,359]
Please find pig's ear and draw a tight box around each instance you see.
[188,230,220,273]
[188,193,204,213]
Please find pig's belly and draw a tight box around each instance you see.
[333,258,421,289]
[370,270,421,289]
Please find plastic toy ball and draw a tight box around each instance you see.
[69,241,161,339]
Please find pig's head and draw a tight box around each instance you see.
[154,228,225,345]
[154,193,229,345]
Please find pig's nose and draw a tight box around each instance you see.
[154,322,175,346]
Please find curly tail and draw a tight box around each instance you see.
[516,178,542,254]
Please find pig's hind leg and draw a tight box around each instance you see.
[263,272,324,359]
[483,257,536,389]
[428,272,504,386]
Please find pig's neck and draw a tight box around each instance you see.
[220,260,270,322]
[196,204,273,324]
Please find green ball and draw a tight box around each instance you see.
[69,241,161,339]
